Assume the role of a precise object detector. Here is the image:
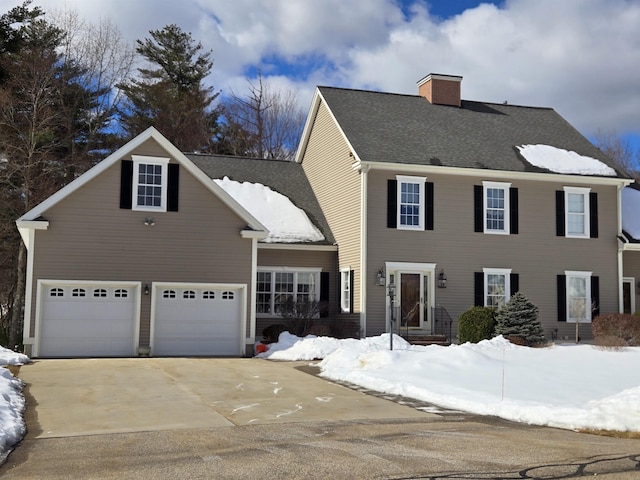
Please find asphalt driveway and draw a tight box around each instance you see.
[12,357,432,438]
[2,358,639,479]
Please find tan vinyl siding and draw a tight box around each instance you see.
[366,169,620,340]
[301,101,362,318]
[30,144,253,347]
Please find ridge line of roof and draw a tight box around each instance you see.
[317,85,555,110]
[186,152,295,163]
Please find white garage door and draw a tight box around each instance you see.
[153,285,243,356]
[39,283,137,357]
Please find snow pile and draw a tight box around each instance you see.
[622,187,640,240]
[0,346,30,463]
[215,177,324,243]
[260,333,640,432]
[517,144,617,176]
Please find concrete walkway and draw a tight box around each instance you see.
[15,357,432,438]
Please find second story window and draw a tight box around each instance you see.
[556,187,597,239]
[483,181,510,234]
[388,177,434,231]
[398,176,424,229]
[475,182,518,235]
[132,155,169,212]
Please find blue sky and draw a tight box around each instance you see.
[7,0,640,157]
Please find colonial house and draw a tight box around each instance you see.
[296,74,632,343]
[16,73,633,357]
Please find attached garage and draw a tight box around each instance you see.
[38,281,139,357]
[152,283,245,356]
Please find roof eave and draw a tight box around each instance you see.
[354,160,634,186]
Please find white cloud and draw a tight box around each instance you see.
[4,0,639,141]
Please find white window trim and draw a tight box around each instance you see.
[396,175,426,231]
[483,267,512,307]
[340,268,351,313]
[256,267,321,317]
[623,277,636,314]
[132,155,170,212]
[565,270,592,323]
[482,181,511,235]
[563,186,590,239]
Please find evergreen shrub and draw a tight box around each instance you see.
[458,306,496,343]
[494,292,545,346]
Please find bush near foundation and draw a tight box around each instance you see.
[592,313,640,347]
[458,306,496,343]
[495,292,545,346]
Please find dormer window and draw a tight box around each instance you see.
[132,156,169,212]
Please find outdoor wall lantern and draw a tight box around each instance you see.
[376,268,386,286]
[143,284,150,296]
[438,269,447,288]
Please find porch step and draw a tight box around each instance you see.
[401,334,450,347]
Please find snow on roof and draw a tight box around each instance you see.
[517,144,617,176]
[214,176,325,243]
[622,186,640,239]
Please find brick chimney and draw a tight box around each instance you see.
[417,73,462,107]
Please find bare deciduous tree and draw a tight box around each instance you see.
[594,130,640,179]
[219,73,306,161]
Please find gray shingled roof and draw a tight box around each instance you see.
[186,153,335,245]
[318,86,625,176]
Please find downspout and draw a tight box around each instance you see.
[617,183,625,313]
[360,164,370,338]
[250,237,258,353]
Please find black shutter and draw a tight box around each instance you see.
[387,180,397,228]
[425,182,434,230]
[349,270,355,314]
[556,190,565,236]
[474,272,484,306]
[591,276,600,318]
[509,187,518,234]
[510,273,519,296]
[557,275,566,322]
[120,160,133,209]
[474,185,483,232]
[167,163,180,212]
[320,272,330,318]
[589,192,598,238]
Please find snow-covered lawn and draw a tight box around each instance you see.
[258,333,640,432]
[0,346,30,464]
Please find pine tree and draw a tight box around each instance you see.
[495,292,545,346]
[118,24,220,152]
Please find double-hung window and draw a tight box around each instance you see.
[132,155,169,212]
[397,175,426,230]
[565,271,591,323]
[257,268,320,316]
[483,181,510,234]
[483,268,512,307]
[564,187,590,238]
